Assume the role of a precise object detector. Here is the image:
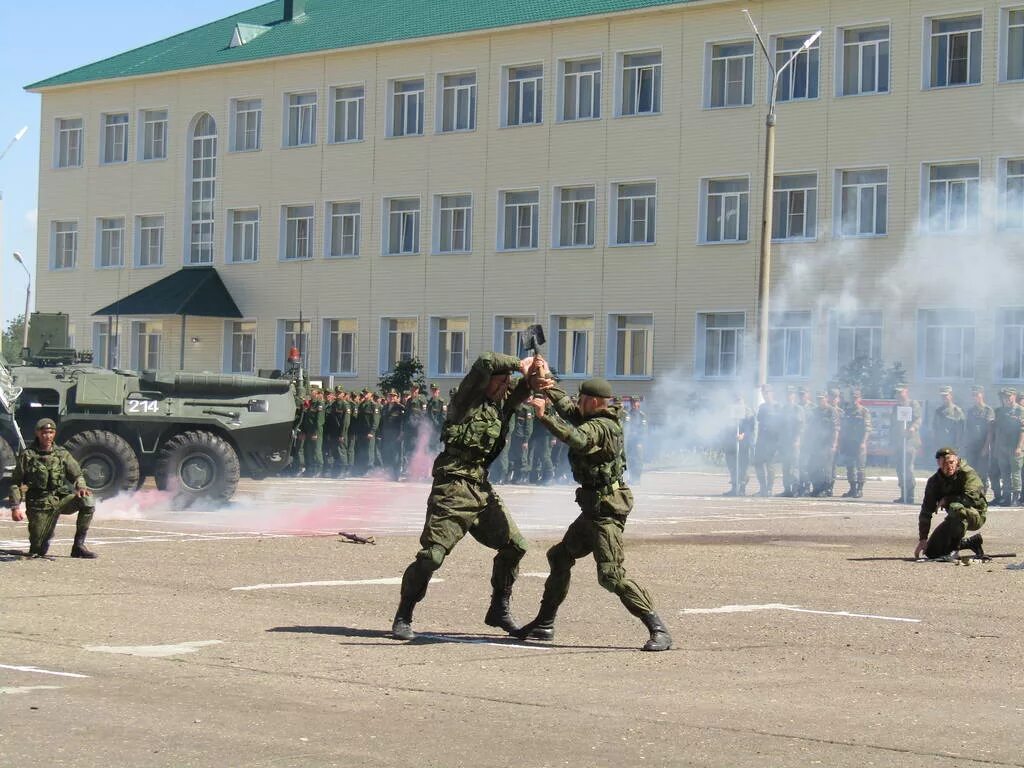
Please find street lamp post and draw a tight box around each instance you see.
[0,126,28,163]
[743,10,821,389]
[13,251,31,359]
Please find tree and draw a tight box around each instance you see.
[378,356,427,394]
[2,314,25,362]
[834,356,907,399]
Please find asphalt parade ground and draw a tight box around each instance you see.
[2,469,1023,768]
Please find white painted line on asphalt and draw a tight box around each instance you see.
[231,577,443,591]
[416,633,552,650]
[0,685,63,695]
[0,663,90,678]
[680,603,921,623]
[84,640,223,658]
[709,529,769,534]
[781,607,920,623]
[682,603,793,614]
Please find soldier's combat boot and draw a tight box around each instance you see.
[70,532,98,559]
[484,588,520,633]
[511,616,555,641]
[391,599,416,641]
[959,534,986,560]
[640,612,673,652]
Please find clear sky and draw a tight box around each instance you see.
[0,0,256,331]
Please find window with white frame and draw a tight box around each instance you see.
[1005,9,1024,81]
[229,320,257,374]
[325,318,357,375]
[925,162,980,233]
[432,317,468,376]
[610,314,653,377]
[996,308,1024,379]
[101,113,129,164]
[768,311,812,378]
[282,205,314,260]
[708,42,753,108]
[839,168,888,237]
[556,186,596,248]
[927,15,982,88]
[505,65,543,126]
[52,221,77,270]
[132,321,162,370]
[772,173,817,241]
[328,202,360,257]
[553,315,593,377]
[832,310,883,374]
[381,317,417,373]
[560,58,601,121]
[390,78,424,137]
[93,322,120,368]
[136,215,164,267]
[496,316,534,357]
[187,113,217,265]
[97,217,125,268]
[231,98,262,151]
[440,73,476,132]
[140,109,167,160]
[775,35,819,101]
[698,312,744,378]
[331,85,364,142]
[703,178,749,243]
[55,118,82,168]
[385,198,420,255]
[228,209,259,263]
[1003,159,1024,230]
[500,190,539,250]
[620,52,661,116]
[280,319,311,367]
[919,308,975,379]
[435,194,472,253]
[285,92,317,147]
[840,26,890,96]
[614,182,656,245]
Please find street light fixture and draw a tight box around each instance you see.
[0,126,29,162]
[13,251,31,359]
[743,10,821,389]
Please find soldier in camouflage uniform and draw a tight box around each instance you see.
[507,401,534,483]
[299,388,326,477]
[528,411,555,484]
[353,389,376,474]
[722,392,755,496]
[380,390,406,481]
[513,375,672,652]
[825,389,844,495]
[963,385,994,495]
[624,396,648,484]
[806,392,840,497]
[284,347,309,475]
[343,389,357,471]
[931,386,965,458]
[9,418,97,559]
[914,447,986,560]
[778,387,805,497]
[426,383,447,452]
[752,385,783,496]
[322,391,343,478]
[402,384,430,479]
[796,386,813,495]
[839,388,872,498]
[991,387,1024,506]
[391,352,537,641]
[890,384,923,504]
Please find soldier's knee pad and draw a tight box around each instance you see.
[546,543,573,571]
[415,544,447,572]
[597,563,624,593]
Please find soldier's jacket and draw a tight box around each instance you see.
[779,403,805,445]
[839,404,872,448]
[426,395,447,429]
[324,401,345,436]
[807,403,840,449]
[917,461,987,540]
[624,408,647,446]
[537,385,626,492]
[755,402,784,444]
[993,403,1024,446]
[721,407,755,451]
[381,402,405,436]
[355,399,376,435]
[512,403,534,441]
[404,394,429,429]
[890,400,923,449]
[299,401,325,435]
[9,444,87,510]
[340,400,354,439]
[964,404,994,449]
[932,404,966,448]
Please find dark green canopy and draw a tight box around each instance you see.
[93,267,242,318]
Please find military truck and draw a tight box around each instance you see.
[1,313,295,507]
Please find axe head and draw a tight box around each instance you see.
[520,323,546,354]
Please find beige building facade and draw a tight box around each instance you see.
[27,0,1024,398]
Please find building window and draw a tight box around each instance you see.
[231,98,262,151]
[324,318,357,375]
[280,319,311,368]
[553,315,593,377]
[505,65,543,126]
[840,26,890,96]
[228,209,259,263]
[51,221,77,270]
[620,52,661,116]
[919,309,974,380]
[496,316,534,357]
[331,86,364,142]
[327,202,360,257]
[132,321,162,370]
[140,109,167,160]
[136,215,164,267]
[1005,9,1024,81]
[560,58,601,121]
[832,310,883,375]
[1002,158,1024,230]
[435,194,472,254]
[229,320,257,374]
[555,186,596,248]
[381,317,417,373]
[285,92,317,147]
[768,310,812,379]
[698,312,744,378]
[97,217,125,268]
[282,205,314,260]
[772,173,817,241]
[702,178,749,243]
[384,197,420,255]
[500,190,539,250]
[613,182,656,245]
[775,34,819,101]
[390,78,424,137]
[439,73,476,132]
[93,322,120,368]
[55,118,83,168]
[839,168,888,237]
[925,162,980,233]
[101,113,129,164]
[708,42,753,108]
[187,114,217,265]
[431,317,468,376]
[609,314,653,378]
[927,15,982,88]
[997,308,1024,379]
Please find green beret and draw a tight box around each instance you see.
[579,377,614,398]
[35,418,57,431]
[935,446,958,459]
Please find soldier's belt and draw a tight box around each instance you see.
[581,480,622,496]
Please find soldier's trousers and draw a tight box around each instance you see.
[530,434,554,482]
[992,446,1021,500]
[753,441,779,494]
[842,444,867,490]
[27,493,94,552]
[924,503,985,559]
[894,446,918,501]
[324,431,343,475]
[508,440,530,481]
[963,445,989,490]
[381,435,402,480]
[534,486,654,621]
[779,445,800,493]
[490,443,510,484]
[302,433,323,472]
[809,447,835,495]
[724,444,751,492]
[399,473,527,606]
[627,443,644,482]
[345,434,356,469]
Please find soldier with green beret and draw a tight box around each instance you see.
[778,386,805,497]
[991,387,1024,505]
[380,390,406,481]
[914,447,986,560]
[839,388,872,498]
[931,386,965,459]
[507,402,534,483]
[806,391,840,496]
[963,385,994,496]
[890,384,922,504]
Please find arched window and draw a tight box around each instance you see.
[187,113,217,264]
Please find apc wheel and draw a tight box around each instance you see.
[64,430,141,499]
[156,430,240,508]
[0,437,16,501]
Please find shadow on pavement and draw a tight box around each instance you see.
[266,625,637,651]
[0,547,28,562]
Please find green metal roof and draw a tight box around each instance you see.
[93,267,243,319]
[27,0,693,90]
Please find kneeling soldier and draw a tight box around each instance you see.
[914,447,986,560]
